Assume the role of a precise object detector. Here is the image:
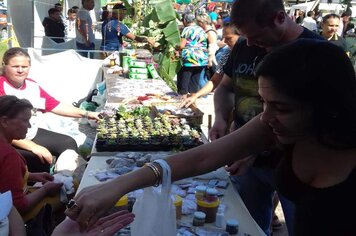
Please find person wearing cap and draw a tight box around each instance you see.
[101,3,154,52]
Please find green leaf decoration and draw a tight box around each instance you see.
[155,1,176,23]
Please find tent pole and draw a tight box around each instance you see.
[31,0,34,47]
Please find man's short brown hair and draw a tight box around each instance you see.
[231,0,285,28]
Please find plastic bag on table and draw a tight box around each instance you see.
[131,160,177,236]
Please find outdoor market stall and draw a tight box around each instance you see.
[76,50,266,236]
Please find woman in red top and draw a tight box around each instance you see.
[0,95,135,235]
[0,95,63,219]
[0,48,101,173]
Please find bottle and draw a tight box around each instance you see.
[215,207,225,228]
[174,195,182,220]
[206,187,218,202]
[225,219,239,235]
[195,185,207,201]
[192,211,206,226]
[196,198,219,223]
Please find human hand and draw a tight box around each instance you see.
[179,95,197,108]
[30,172,54,183]
[225,156,256,176]
[31,145,53,164]
[52,211,135,236]
[209,119,228,141]
[87,111,101,121]
[65,182,121,231]
[147,37,155,46]
[43,181,63,196]
[208,54,217,68]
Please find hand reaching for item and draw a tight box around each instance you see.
[179,94,197,108]
[208,54,217,68]
[225,156,256,176]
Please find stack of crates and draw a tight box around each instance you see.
[127,59,160,80]
[128,60,148,79]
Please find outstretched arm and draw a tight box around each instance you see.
[209,74,235,140]
[66,115,274,230]
[180,72,223,108]
[51,103,100,120]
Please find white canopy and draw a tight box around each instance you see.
[289,1,346,17]
[289,1,317,17]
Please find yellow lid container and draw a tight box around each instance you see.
[196,199,220,208]
[174,195,182,206]
[196,199,220,223]
[115,195,129,207]
[174,195,182,220]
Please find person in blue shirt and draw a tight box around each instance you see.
[209,6,222,26]
[101,4,154,52]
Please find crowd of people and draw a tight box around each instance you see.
[41,0,154,59]
[292,8,354,53]
[3,0,356,235]
[42,3,79,43]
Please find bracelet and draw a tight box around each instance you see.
[144,163,161,187]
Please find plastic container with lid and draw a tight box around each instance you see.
[226,219,239,235]
[192,211,206,226]
[114,194,129,211]
[195,185,207,201]
[196,198,220,223]
[174,195,182,220]
[106,194,129,215]
[205,187,218,202]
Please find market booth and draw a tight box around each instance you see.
[77,49,266,236]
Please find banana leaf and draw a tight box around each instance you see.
[162,21,180,47]
[159,66,178,92]
[142,9,159,27]
[155,1,176,23]
[156,48,181,92]
[162,20,179,38]
[150,0,170,6]
[168,59,181,80]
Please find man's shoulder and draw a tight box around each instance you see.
[42,17,52,24]
[299,28,324,40]
[77,8,89,17]
[304,17,316,23]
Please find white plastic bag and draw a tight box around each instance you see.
[131,159,177,236]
